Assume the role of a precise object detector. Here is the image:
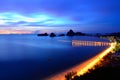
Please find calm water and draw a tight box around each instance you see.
[0,35,108,80]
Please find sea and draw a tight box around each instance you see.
[0,34,109,80]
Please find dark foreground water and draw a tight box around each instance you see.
[0,35,108,80]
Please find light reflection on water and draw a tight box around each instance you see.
[0,35,108,80]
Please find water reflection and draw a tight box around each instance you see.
[0,35,109,80]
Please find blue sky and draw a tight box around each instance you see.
[0,0,119,34]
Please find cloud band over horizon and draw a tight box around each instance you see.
[0,0,119,34]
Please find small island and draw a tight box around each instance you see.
[37,33,48,36]
[50,33,56,37]
[37,29,86,37]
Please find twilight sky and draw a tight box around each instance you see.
[0,0,119,34]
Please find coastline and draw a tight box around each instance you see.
[45,42,116,80]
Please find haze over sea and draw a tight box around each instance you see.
[0,35,109,80]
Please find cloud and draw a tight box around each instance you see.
[0,12,78,27]
[0,0,119,33]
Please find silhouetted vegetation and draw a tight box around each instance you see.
[114,43,120,52]
[37,33,48,36]
[50,33,56,37]
[101,36,120,52]
[105,32,120,37]
[72,66,120,80]
[100,32,120,38]
[65,71,77,80]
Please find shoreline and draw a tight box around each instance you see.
[45,42,116,80]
